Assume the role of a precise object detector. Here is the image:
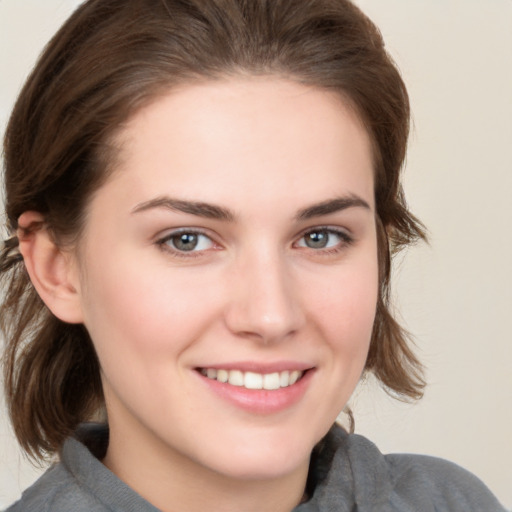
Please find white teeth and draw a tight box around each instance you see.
[263,372,280,390]
[228,370,244,386]
[200,368,305,390]
[289,370,301,385]
[279,370,290,387]
[244,371,263,389]
[217,369,229,383]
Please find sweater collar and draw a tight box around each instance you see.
[63,422,392,512]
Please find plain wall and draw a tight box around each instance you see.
[1,0,511,508]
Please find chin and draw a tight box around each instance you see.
[215,454,309,481]
[201,429,318,481]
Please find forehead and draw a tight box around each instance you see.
[100,78,375,215]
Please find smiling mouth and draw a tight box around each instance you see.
[198,368,306,390]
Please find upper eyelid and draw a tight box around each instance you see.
[155,226,216,241]
[155,224,351,236]
[296,225,353,239]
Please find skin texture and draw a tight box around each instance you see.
[19,78,379,512]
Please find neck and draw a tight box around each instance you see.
[103,419,310,512]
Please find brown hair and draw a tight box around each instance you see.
[1,0,426,460]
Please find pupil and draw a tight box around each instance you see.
[174,233,198,251]
[306,231,327,248]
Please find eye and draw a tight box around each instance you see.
[295,228,352,250]
[158,230,215,253]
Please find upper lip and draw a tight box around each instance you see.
[195,361,315,374]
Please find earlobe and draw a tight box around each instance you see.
[17,211,84,324]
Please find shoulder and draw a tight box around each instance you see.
[345,431,507,511]
[385,452,506,511]
[5,425,159,512]
[309,425,506,511]
[4,461,103,512]
[4,424,110,511]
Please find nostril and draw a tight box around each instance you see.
[223,257,304,337]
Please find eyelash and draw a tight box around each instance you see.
[156,228,216,259]
[294,227,354,254]
[155,226,354,258]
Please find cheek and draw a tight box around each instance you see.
[309,254,379,385]
[331,284,377,364]
[79,253,221,366]
[312,257,378,338]
[78,260,225,417]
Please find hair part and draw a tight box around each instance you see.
[2,0,425,460]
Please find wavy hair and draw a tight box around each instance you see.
[1,0,426,460]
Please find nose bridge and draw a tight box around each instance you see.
[225,243,303,343]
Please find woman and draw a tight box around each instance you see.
[0,0,506,510]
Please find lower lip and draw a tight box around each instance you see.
[197,370,314,414]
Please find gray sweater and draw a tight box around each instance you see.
[6,423,506,511]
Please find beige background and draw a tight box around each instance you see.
[1,0,511,509]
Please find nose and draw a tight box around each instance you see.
[224,248,305,344]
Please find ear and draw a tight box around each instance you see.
[18,211,84,324]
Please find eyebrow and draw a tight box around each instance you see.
[131,194,371,222]
[131,197,235,221]
[295,195,371,220]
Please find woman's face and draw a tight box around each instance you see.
[73,78,378,482]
